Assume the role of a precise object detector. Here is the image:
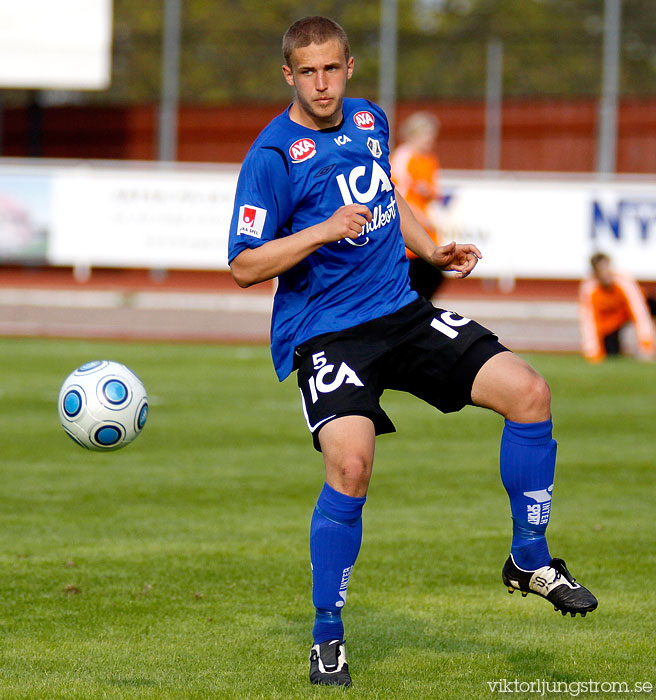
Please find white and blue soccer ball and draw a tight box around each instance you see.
[58,360,148,451]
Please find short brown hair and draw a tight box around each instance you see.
[282,16,350,67]
[590,252,610,269]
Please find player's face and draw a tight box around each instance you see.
[283,39,354,130]
[412,125,438,153]
[593,259,614,287]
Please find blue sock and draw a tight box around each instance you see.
[310,483,366,644]
[500,418,556,570]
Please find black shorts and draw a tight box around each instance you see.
[295,297,508,451]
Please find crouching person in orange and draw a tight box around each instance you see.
[579,252,655,362]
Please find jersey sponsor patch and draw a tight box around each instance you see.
[353,110,375,130]
[289,138,317,163]
[237,204,267,238]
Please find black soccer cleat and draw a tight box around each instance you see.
[309,640,352,687]
[502,554,598,617]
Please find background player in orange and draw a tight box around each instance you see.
[579,252,655,362]
[390,111,444,300]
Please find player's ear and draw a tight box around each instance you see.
[282,63,295,87]
[346,56,354,80]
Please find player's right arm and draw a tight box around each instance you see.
[230,204,372,288]
[578,279,603,362]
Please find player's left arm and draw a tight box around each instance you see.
[396,191,481,278]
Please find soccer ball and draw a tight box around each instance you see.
[58,360,148,451]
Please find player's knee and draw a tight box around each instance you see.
[329,453,372,497]
[509,370,551,423]
[529,374,551,418]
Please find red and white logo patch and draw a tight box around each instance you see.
[237,204,267,239]
[353,111,375,130]
[289,138,317,163]
[242,207,257,227]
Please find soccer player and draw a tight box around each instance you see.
[390,111,445,299]
[228,16,597,687]
[579,252,654,362]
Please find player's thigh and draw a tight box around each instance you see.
[470,351,551,422]
[385,308,500,413]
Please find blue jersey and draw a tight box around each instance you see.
[228,97,417,380]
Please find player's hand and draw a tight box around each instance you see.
[321,204,372,242]
[430,241,482,278]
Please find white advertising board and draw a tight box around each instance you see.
[48,166,239,269]
[0,0,112,89]
[1,159,655,278]
[436,175,656,280]
[0,169,51,261]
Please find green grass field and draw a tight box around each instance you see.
[1,337,654,699]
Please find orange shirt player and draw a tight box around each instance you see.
[390,112,444,300]
[579,252,655,362]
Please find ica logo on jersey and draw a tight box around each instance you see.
[353,111,375,130]
[334,134,352,146]
[289,138,317,163]
[335,161,397,245]
[336,160,392,205]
